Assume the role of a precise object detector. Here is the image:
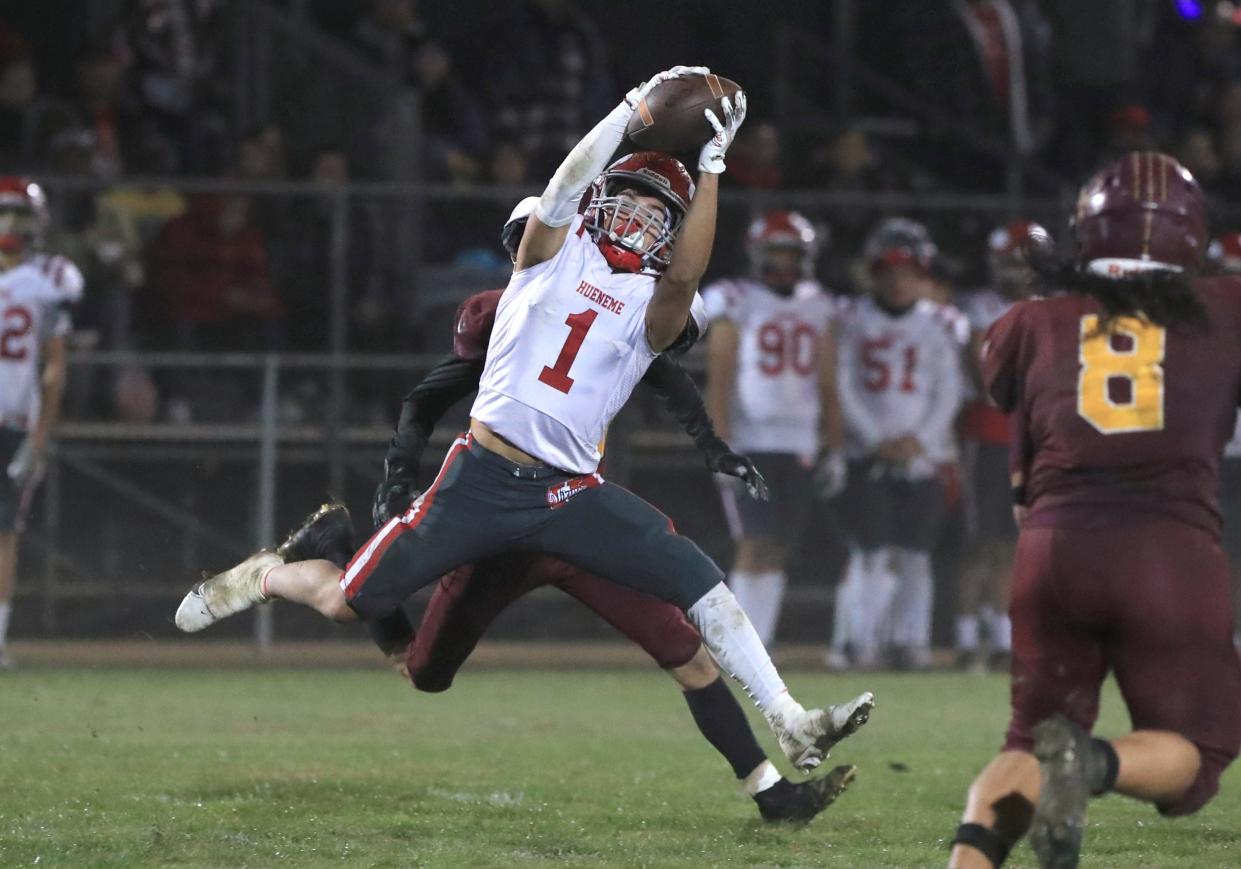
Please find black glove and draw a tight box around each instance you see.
[372,476,417,530]
[704,442,769,501]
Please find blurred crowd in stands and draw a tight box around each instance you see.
[0,0,1238,411]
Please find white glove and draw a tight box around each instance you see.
[813,449,847,500]
[625,65,711,110]
[698,91,746,174]
[7,436,46,490]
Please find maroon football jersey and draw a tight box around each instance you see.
[982,276,1241,536]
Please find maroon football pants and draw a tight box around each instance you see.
[1004,519,1241,816]
[405,551,703,692]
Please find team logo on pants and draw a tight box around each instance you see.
[546,473,602,509]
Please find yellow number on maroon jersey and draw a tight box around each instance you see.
[1077,314,1165,434]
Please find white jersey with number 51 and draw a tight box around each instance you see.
[702,277,833,461]
[472,215,704,474]
[835,294,967,476]
[0,253,83,431]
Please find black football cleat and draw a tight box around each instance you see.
[1029,716,1100,869]
[276,502,356,568]
[754,764,857,823]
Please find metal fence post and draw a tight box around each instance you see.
[41,443,61,633]
[327,184,348,498]
[255,354,279,657]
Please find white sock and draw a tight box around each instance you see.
[0,602,10,647]
[687,582,792,716]
[742,760,783,796]
[854,548,897,659]
[955,614,980,651]
[831,554,863,651]
[891,549,934,650]
[987,609,1012,652]
[730,569,785,646]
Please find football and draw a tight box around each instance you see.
[626,73,743,154]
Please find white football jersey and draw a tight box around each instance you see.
[473,215,696,473]
[835,295,966,478]
[959,288,1014,335]
[0,254,83,431]
[702,277,834,460]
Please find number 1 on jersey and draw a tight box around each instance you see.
[539,309,598,394]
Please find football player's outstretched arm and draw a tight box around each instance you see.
[642,354,767,500]
[373,355,486,528]
[517,66,709,272]
[648,92,746,351]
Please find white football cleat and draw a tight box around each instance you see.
[175,550,280,632]
[768,692,876,772]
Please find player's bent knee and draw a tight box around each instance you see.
[669,645,718,691]
[1158,746,1229,817]
[321,588,358,622]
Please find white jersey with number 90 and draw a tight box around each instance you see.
[471,216,671,474]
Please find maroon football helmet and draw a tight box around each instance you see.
[746,209,820,290]
[583,151,695,273]
[0,176,48,259]
[1074,152,1207,275]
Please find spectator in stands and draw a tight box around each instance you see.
[148,191,282,353]
[125,0,230,173]
[1174,125,1222,189]
[489,141,530,186]
[1218,82,1241,200]
[1041,0,1158,179]
[726,121,783,190]
[413,40,489,183]
[350,0,430,83]
[1100,103,1156,161]
[483,0,612,178]
[279,147,381,350]
[0,32,54,171]
[878,0,1054,190]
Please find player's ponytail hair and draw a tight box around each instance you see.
[1031,255,1209,333]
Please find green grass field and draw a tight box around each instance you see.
[2,665,1239,868]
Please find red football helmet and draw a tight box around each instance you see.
[1074,152,1207,275]
[863,217,936,274]
[583,151,695,274]
[0,176,48,259]
[987,219,1052,295]
[746,209,820,290]
[1207,233,1241,275]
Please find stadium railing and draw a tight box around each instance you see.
[20,176,1240,652]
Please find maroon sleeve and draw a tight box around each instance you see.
[452,289,504,360]
[980,303,1026,413]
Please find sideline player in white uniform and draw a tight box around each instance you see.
[704,210,844,645]
[0,177,82,670]
[955,220,1049,672]
[829,218,966,670]
[177,67,874,772]
[1208,232,1241,648]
